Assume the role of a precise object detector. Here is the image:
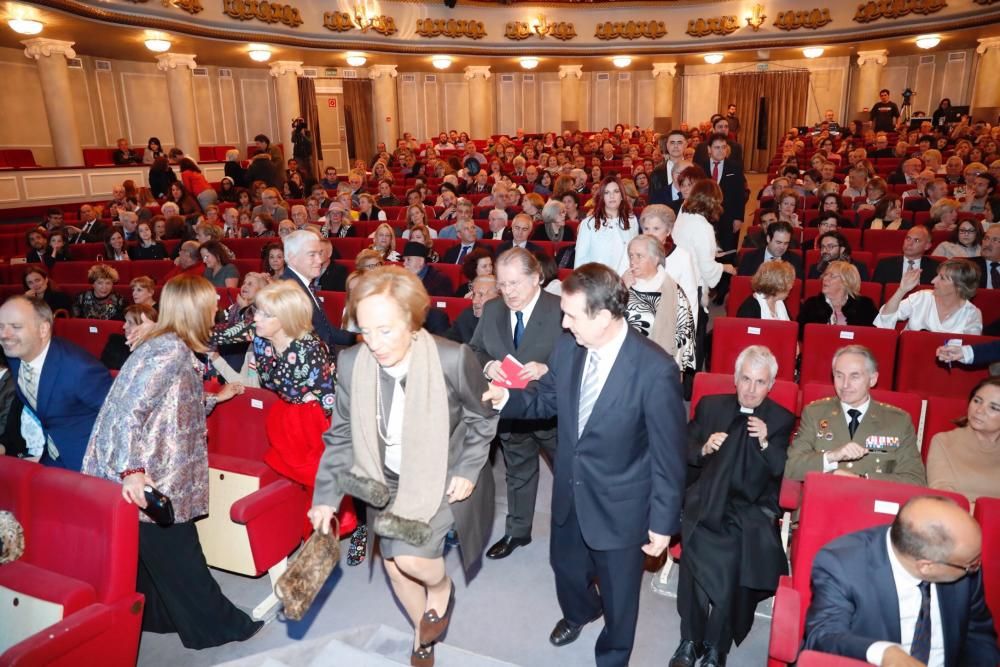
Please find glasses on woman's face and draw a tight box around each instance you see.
[959,227,978,235]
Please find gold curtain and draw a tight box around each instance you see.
[718,69,809,172]
[341,79,375,168]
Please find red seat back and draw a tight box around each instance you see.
[53,318,123,360]
[316,290,347,327]
[205,387,279,460]
[690,371,798,419]
[428,295,471,322]
[862,229,907,254]
[921,395,969,462]
[709,318,799,381]
[895,331,995,397]
[0,458,40,550]
[800,324,898,387]
[972,496,1000,637]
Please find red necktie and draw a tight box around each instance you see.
[712,161,720,181]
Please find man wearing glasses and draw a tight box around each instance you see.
[804,495,998,666]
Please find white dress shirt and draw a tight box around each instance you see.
[874,290,983,335]
[580,319,630,407]
[752,292,790,321]
[866,531,945,667]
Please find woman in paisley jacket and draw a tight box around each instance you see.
[81,275,261,649]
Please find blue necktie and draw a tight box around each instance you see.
[513,311,525,348]
[456,245,470,264]
[910,581,931,662]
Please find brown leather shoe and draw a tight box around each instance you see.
[419,581,455,646]
[411,644,434,667]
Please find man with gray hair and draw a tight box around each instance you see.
[485,209,512,241]
[282,230,356,348]
[571,168,588,194]
[670,345,794,667]
[785,344,925,485]
[446,275,498,344]
[118,210,140,242]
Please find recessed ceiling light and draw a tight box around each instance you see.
[345,53,366,67]
[432,56,452,70]
[704,53,724,65]
[8,18,42,35]
[612,56,632,68]
[915,35,941,49]
[248,44,271,62]
[144,39,172,53]
[520,57,539,70]
[802,47,825,59]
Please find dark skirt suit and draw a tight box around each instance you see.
[313,337,499,574]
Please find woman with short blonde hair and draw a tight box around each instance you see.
[73,264,125,320]
[736,260,796,321]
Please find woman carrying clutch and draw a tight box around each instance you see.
[308,266,498,667]
[81,275,261,648]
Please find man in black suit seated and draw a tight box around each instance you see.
[484,209,514,242]
[445,275,498,344]
[69,204,110,244]
[967,224,1000,289]
[905,178,948,213]
[872,225,940,285]
[807,230,871,281]
[670,346,795,667]
[401,241,452,297]
[496,213,543,257]
[441,219,484,265]
[316,238,347,292]
[803,496,999,666]
[737,221,803,279]
[698,133,746,257]
[742,210,801,250]
[870,132,895,159]
[889,158,924,186]
[112,137,141,165]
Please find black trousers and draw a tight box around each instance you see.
[500,427,557,538]
[138,521,259,649]
[677,559,734,653]
[550,502,645,667]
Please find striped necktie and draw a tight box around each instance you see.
[910,581,932,662]
[19,362,37,409]
[577,350,601,437]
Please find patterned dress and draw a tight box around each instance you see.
[625,277,697,373]
[72,290,126,320]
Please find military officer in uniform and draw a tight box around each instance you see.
[785,345,926,485]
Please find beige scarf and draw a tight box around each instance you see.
[350,329,450,525]
[646,271,680,358]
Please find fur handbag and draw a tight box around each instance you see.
[274,517,340,621]
[0,511,24,565]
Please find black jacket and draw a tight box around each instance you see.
[872,256,940,285]
[798,294,879,334]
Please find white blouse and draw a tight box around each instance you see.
[873,289,983,335]
[574,214,639,275]
[664,245,701,326]
[672,210,726,290]
[752,292,791,321]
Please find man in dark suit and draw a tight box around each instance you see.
[317,239,348,292]
[495,213,543,257]
[446,276,498,344]
[905,178,948,213]
[484,263,687,667]
[649,130,688,208]
[964,224,1000,290]
[281,230,356,348]
[737,221,803,279]
[70,204,111,244]
[470,249,563,560]
[0,296,112,471]
[670,346,795,667]
[698,133,745,257]
[804,496,999,665]
[694,117,744,167]
[402,242,452,297]
[872,226,940,285]
[807,230,871,281]
[441,219,484,265]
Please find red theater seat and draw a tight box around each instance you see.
[921,394,968,462]
[689,371,799,419]
[53,319,122,360]
[972,496,1000,637]
[895,331,995,397]
[709,318,798,381]
[799,324,898,387]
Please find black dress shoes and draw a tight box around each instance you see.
[485,535,531,560]
[699,643,727,667]
[548,618,584,646]
[668,640,701,667]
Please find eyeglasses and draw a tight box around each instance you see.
[497,276,529,291]
[930,557,981,574]
[958,228,978,234]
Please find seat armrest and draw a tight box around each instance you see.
[230,479,306,524]
[779,479,803,512]
[0,603,112,665]
[768,577,802,664]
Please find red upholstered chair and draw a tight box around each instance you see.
[767,472,969,666]
[428,295,471,323]
[688,371,799,420]
[972,289,1000,328]
[799,324,898,387]
[861,228,907,254]
[196,387,309,619]
[795,651,869,666]
[0,460,143,667]
[427,262,464,291]
[895,331,996,397]
[53,319,123,360]
[921,395,968,462]
[315,290,347,328]
[709,318,798,381]
[972,496,1000,637]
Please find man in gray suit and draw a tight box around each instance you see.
[470,248,563,560]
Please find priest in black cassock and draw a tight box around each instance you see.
[670,345,795,667]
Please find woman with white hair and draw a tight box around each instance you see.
[638,204,700,331]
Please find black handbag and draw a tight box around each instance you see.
[141,485,175,527]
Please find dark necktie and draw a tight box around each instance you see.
[513,311,525,348]
[910,581,932,663]
[847,408,862,439]
[990,262,999,290]
[456,245,470,264]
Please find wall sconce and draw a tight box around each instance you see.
[704,53,724,64]
[345,53,367,67]
[915,35,941,49]
[248,45,272,62]
[612,56,632,68]
[520,57,539,70]
[7,18,42,34]
[432,56,452,70]
[802,47,825,58]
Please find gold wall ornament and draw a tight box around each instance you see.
[746,4,767,31]
[222,0,302,27]
[323,11,353,31]
[594,20,667,40]
[323,11,396,34]
[853,0,946,22]
[686,15,740,37]
[774,8,832,30]
[505,17,576,41]
[415,18,487,39]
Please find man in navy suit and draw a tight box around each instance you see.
[804,496,999,666]
[698,133,746,258]
[281,230,356,348]
[484,263,687,667]
[495,213,543,257]
[0,296,111,471]
[872,226,940,286]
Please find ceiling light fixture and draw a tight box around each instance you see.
[431,56,452,70]
[704,53,724,65]
[345,53,367,67]
[915,35,941,49]
[248,45,271,62]
[520,57,539,70]
[8,18,42,35]
[144,38,172,53]
[802,47,824,59]
[612,56,632,68]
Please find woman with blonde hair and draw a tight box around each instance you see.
[875,258,983,334]
[82,275,261,648]
[309,267,498,665]
[130,275,157,309]
[370,222,402,263]
[72,264,126,319]
[736,260,796,320]
[407,223,439,263]
[798,260,878,329]
[929,197,961,233]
